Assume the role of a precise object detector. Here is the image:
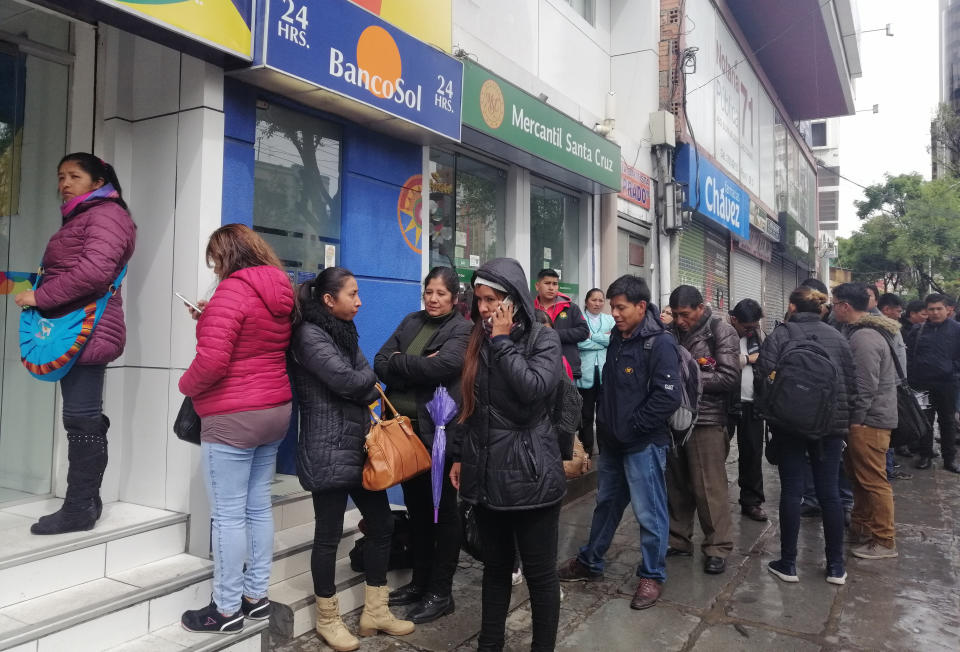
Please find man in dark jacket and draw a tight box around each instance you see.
[832,283,900,559]
[905,294,960,472]
[666,286,740,575]
[557,275,681,611]
[534,268,589,378]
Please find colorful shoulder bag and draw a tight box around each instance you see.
[19,265,127,381]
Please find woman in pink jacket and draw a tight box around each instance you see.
[15,153,136,536]
[178,224,295,634]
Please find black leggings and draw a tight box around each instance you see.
[401,458,461,595]
[577,367,601,455]
[475,503,561,652]
[311,487,392,597]
[60,364,106,420]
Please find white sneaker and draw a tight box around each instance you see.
[559,587,565,600]
[511,570,523,586]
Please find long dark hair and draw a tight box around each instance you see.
[424,266,459,299]
[59,153,128,210]
[298,266,359,354]
[458,284,509,423]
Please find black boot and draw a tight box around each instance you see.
[31,415,109,535]
[407,592,455,624]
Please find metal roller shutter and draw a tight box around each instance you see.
[703,226,730,312]
[763,253,785,333]
[730,249,763,310]
[678,221,706,293]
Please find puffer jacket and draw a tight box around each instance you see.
[756,311,857,437]
[179,266,294,416]
[452,258,567,511]
[289,305,380,493]
[576,311,615,390]
[670,307,740,426]
[35,198,136,364]
[846,313,899,429]
[373,309,472,452]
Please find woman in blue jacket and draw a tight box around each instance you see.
[576,288,614,455]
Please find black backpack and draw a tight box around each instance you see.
[758,321,839,440]
[526,323,582,460]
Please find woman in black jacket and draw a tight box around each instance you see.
[756,285,857,587]
[374,267,472,623]
[450,257,566,652]
[289,267,414,651]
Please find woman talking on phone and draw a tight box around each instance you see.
[450,257,566,652]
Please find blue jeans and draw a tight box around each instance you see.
[775,435,844,568]
[801,450,854,512]
[203,440,281,614]
[577,444,670,582]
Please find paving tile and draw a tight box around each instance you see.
[553,598,699,652]
[693,623,819,651]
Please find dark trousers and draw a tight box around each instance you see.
[401,458,461,596]
[475,503,561,652]
[733,402,765,507]
[60,364,106,419]
[775,435,844,567]
[916,382,958,464]
[311,487,392,597]
[801,454,854,512]
[577,368,601,455]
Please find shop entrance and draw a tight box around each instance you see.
[0,6,73,505]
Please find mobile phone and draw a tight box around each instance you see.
[487,296,514,324]
[175,292,202,313]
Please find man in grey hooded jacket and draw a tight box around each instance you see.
[831,283,899,561]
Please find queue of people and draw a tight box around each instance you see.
[21,173,946,651]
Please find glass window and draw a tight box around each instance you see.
[565,0,595,25]
[810,122,827,147]
[428,151,506,284]
[530,181,580,301]
[774,112,788,215]
[253,102,342,284]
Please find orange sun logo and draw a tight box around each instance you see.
[397,175,423,253]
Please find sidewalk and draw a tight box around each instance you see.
[274,447,960,652]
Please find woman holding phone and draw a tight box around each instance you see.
[450,257,566,652]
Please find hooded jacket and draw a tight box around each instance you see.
[35,197,136,365]
[595,307,682,453]
[669,307,741,427]
[179,266,294,417]
[845,313,899,429]
[289,298,380,493]
[452,258,567,511]
[757,312,858,437]
[535,292,589,377]
[576,311,615,390]
[905,317,960,386]
[374,309,472,452]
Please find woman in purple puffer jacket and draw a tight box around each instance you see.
[14,153,136,535]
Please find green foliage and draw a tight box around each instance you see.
[839,175,960,296]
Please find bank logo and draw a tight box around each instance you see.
[397,175,423,254]
[329,25,423,110]
[479,79,505,129]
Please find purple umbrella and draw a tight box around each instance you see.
[426,386,458,523]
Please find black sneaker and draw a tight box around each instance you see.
[240,596,271,620]
[181,601,243,634]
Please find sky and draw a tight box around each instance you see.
[834,0,940,237]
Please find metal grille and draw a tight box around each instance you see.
[763,254,786,333]
[730,249,763,310]
[679,221,730,311]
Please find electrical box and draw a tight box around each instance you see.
[649,110,676,148]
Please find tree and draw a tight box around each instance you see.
[836,214,903,291]
[853,173,923,221]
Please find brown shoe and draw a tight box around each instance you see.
[630,578,662,610]
[741,505,768,522]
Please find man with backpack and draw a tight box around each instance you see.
[666,286,740,575]
[904,294,960,473]
[831,283,899,559]
[556,275,681,611]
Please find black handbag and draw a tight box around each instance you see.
[882,336,929,449]
[174,396,201,445]
[458,500,484,562]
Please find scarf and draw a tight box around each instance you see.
[60,183,120,220]
[299,298,360,357]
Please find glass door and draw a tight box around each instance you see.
[0,27,71,505]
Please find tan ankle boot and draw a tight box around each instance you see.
[357,584,415,637]
[314,595,359,651]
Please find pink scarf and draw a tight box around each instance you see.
[60,183,119,219]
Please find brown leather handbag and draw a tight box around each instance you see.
[362,385,432,491]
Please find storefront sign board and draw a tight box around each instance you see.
[349,0,452,52]
[676,144,750,240]
[619,161,651,209]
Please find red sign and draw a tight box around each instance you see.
[619,161,651,210]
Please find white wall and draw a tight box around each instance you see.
[83,29,223,553]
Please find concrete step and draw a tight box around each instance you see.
[104,619,268,652]
[0,501,188,610]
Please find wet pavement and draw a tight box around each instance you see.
[273,444,960,652]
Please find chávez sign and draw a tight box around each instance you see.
[676,144,749,239]
[256,0,462,140]
[462,61,620,190]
